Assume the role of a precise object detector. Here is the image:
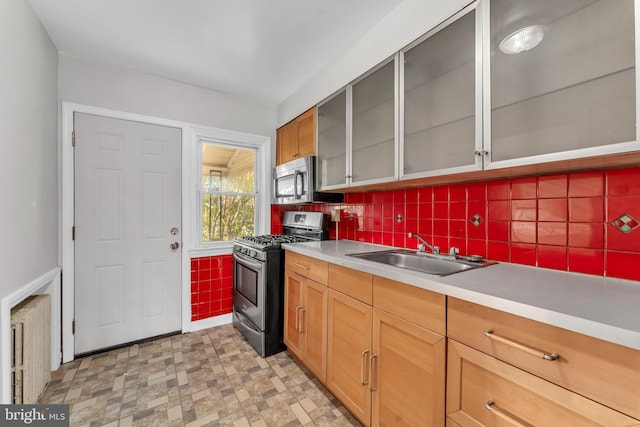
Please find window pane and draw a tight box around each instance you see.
[202,195,255,242]
[201,144,255,192]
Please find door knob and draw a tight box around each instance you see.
[170,242,180,250]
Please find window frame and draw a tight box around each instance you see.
[199,141,257,244]
[189,125,271,256]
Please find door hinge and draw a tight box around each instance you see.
[72,226,75,241]
[72,131,75,147]
[72,320,75,334]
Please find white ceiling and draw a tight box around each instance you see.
[28,0,405,107]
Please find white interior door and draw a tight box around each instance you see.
[74,113,182,355]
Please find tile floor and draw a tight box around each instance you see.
[39,324,361,427]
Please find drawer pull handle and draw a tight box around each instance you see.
[360,350,370,386]
[294,263,310,270]
[295,306,303,332]
[299,308,306,333]
[369,354,378,392]
[485,400,529,427]
[485,330,559,361]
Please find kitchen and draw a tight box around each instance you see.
[2,0,640,426]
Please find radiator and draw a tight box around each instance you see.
[11,294,51,404]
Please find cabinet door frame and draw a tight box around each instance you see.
[283,270,305,359]
[482,0,640,171]
[317,55,400,191]
[371,309,446,427]
[398,1,483,181]
[301,278,327,382]
[326,289,373,425]
[316,88,350,191]
[349,54,400,188]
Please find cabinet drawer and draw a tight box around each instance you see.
[448,297,640,419]
[328,264,372,304]
[373,276,445,335]
[285,251,328,285]
[447,340,639,426]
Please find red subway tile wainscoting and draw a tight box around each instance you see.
[272,166,640,282]
[190,254,233,321]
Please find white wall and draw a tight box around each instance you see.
[0,0,59,299]
[59,54,276,138]
[277,0,469,126]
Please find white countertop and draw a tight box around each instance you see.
[282,240,640,351]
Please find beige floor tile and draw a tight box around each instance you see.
[40,324,361,427]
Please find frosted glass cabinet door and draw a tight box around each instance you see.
[317,90,347,189]
[489,0,636,163]
[402,8,478,178]
[351,60,396,185]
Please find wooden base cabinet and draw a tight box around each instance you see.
[326,272,447,427]
[283,270,327,383]
[447,340,639,426]
[448,297,640,420]
[372,309,445,427]
[326,288,373,425]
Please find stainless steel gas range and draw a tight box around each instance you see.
[232,211,328,356]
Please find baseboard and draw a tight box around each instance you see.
[189,313,233,332]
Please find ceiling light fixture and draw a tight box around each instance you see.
[499,24,547,55]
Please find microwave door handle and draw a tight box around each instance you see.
[294,170,302,199]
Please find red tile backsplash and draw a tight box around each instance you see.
[569,197,604,223]
[538,175,568,198]
[607,168,640,196]
[190,254,233,321]
[271,166,640,284]
[569,171,604,197]
[538,198,568,222]
[511,177,537,199]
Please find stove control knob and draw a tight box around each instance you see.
[250,250,257,257]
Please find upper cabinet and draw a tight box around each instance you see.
[485,0,639,168]
[351,59,397,186]
[276,107,316,166]
[401,6,480,179]
[317,58,398,190]
[314,0,640,190]
[317,90,347,189]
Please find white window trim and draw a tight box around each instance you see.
[188,125,271,258]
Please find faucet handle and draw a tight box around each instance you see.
[417,243,425,252]
[433,246,440,255]
[449,247,459,257]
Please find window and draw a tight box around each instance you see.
[200,143,256,243]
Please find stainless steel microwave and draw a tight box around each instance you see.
[273,156,343,205]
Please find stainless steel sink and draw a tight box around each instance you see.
[346,249,496,276]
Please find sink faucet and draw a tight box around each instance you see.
[408,233,440,254]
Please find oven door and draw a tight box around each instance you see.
[233,252,266,330]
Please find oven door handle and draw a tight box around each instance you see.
[233,252,263,270]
